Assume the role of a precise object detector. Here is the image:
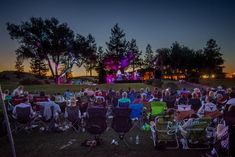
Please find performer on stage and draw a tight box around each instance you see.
[116,69,123,81]
[134,70,140,80]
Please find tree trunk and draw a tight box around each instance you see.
[54,76,60,85]
[55,63,60,84]
[46,57,55,78]
[90,69,92,76]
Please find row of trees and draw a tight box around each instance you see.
[155,39,224,77]
[8,17,224,83]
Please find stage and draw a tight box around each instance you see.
[114,80,143,83]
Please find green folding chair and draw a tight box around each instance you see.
[150,101,167,118]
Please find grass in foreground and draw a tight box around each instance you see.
[0,128,205,157]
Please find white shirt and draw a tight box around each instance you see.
[12,88,23,96]
[226,98,235,106]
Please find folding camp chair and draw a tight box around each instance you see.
[65,106,81,133]
[129,103,144,130]
[85,108,107,141]
[12,106,35,133]
[36,105,57,132]
[111,108,132,147]
[150,116,179,149]
[150,101,167,118]
[185,117,212,149]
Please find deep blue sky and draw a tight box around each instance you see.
[0,0,234,76]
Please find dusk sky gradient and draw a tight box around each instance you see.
[0,0,234,76]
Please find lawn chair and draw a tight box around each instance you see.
[111,108,132,147]
[150,116,179,149]
[129,103,144,130]
[185,117,212,149]
[175,105,194,122]
[33,96,49,112]
[36,105,57,132]
[11,97,25,106]
[150,101,167,118]
[65,106,81,133]
[85,108,107,141]
[12,106,35,133]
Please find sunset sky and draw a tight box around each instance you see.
[0,0,234,76]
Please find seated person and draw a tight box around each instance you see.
[12,98,35,118]
[92,92,106,108]
[202,124,229,157]
[55,93,65,103]
[118,92,131,107]
[225,92,235,111]
[3,89,12,101]
[64,89,73,100]
[12,85,24,97]
[177,92,189,105]
[198,96,222,118]
[148,92,161,102]
[112,91,121,107]
[188,92,202,112]
[174,104,194,122]
[133,94,142,104]
[38,96,61,120]
[178,114,211,149]
[215,93,227,110]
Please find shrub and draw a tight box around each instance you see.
[187,77,199,83]
[19,78,43,85]
[44,80,51,84]
[0,74,10,80]
[152,79,163,88]
[145,79,153,85]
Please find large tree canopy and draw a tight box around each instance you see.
[7,17,96,83]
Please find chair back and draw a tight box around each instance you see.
[177,105,191,111]
[150,101,167,116]
[112,108,132,133]
[39,104,54,121]
[15,107,31,123]
[33,96,49,102]
[129,103,143,119]
[12,97,25,105]
[66,106,80,123]
[86,108,107,134]
[118,101,130,108]
[224,110,235,126]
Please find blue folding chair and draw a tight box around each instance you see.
[129,103,144,130]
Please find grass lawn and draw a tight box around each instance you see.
[199,78,235,88]
[1,79,234,94]
[0,127,206,157]
[1,82,154,94]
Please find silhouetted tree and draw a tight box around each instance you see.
[15,56,24,73]
[83,34,97,76]
[106,24,128,70]
[30,56,48,78]
[95,47,107,83]
[7,17,96,84]
[127,39,142,71]
[144,44,154,68]
[203,39,224,75]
